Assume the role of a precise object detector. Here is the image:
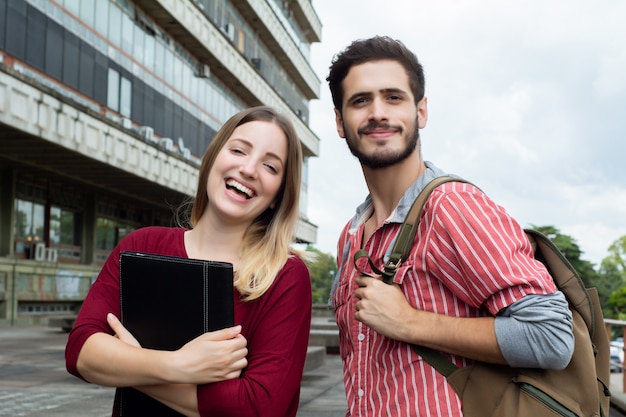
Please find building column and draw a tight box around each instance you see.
[82,192,96,265]
[0,169,16,257]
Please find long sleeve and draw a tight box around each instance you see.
[197,257,312,417]
[65,227,187,380]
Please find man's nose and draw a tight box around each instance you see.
[368,98,388,121]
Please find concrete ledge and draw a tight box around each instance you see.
[48,317,76,332]
[304,346,326,372]
[311,316,339,331]
[309,329,340,351]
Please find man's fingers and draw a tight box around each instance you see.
[355,275,370,287]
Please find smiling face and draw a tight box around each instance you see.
[206,120,288,226]
[335,59,427,169]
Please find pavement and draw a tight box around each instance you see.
[0,325,347,417]
[2,324,626,417]
[611,371,626,414]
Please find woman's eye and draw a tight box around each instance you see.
[264,163,278,174]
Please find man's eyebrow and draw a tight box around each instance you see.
[346,88,408,103]
[345,91,372,103]
[380,88,409,95]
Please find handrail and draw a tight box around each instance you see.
[605,318,626,393]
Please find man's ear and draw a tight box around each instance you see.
[334,108,346,138]
[417,97,428,129]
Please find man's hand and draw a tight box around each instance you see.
[354,275,414,341]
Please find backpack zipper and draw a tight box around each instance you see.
[519,382,579,417]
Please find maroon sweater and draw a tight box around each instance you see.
[66,226,312,417]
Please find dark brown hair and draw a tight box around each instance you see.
[326,36,425,112]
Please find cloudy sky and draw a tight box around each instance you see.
[305,0,626,266]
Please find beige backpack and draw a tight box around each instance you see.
[354,176,611,416]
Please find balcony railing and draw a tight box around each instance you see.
[605,318,626,393]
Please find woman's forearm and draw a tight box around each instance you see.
[76,332,175,387]
[138,384,200,417]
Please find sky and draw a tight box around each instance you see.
[305,0,626,266]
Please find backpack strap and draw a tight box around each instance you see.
[352,175,472,374]
[353,176,468,284]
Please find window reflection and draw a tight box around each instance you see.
[14,199,45,243]
[120,76,132,118]
[107,68,120,112]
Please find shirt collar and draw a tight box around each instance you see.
[348,161,449,235]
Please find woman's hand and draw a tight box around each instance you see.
[105,313,247,385]
[107,313,141,348]
[169,326,249,384]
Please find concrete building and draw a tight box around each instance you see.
[0,0,321,326]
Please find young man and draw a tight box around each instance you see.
[327,36,574,417]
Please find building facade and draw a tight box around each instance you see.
[0,0,321,325]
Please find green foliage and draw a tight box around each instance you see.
[593,257,624,318]
[608,287,626,320]
[606,236,626,275]
[304,246,338,304]
[601,236,626,318]
[530,225,600,288]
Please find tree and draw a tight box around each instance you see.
[598,258,626,318]
[608,287,626,321]
[531,225,599,288]
[304,246,338,304]
[606,236,626,276]
[601,236,626,318]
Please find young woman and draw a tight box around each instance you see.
[65,106,313,417]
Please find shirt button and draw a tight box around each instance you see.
[358,388,364,397]
[357,333,365,341]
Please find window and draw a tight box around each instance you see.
[120,76,132,118]
[49,206,76,245]
[107,67,132,117]
[108,4,122,47]
[14,198,45,259]
[14,199,45,243]
[96,217,134,251]
[94,0,109,37]
[78,0,95,28]
[14,197,82,261]
[107,68,120,112]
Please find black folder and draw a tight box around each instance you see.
[118,251,234,416]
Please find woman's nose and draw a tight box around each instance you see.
[239,159,258,178]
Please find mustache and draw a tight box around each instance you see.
[357,121,402,135]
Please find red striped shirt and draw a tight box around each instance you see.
[333,181,555,417]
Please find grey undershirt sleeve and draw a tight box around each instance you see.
[494,291,574,370]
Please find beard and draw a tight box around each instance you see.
[344,116,420,169]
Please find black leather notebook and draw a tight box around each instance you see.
[118,251,234,417]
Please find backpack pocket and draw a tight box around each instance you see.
[508,373,582,417]
[447,363,586,417]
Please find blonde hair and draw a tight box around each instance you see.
[190,106,308,300]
